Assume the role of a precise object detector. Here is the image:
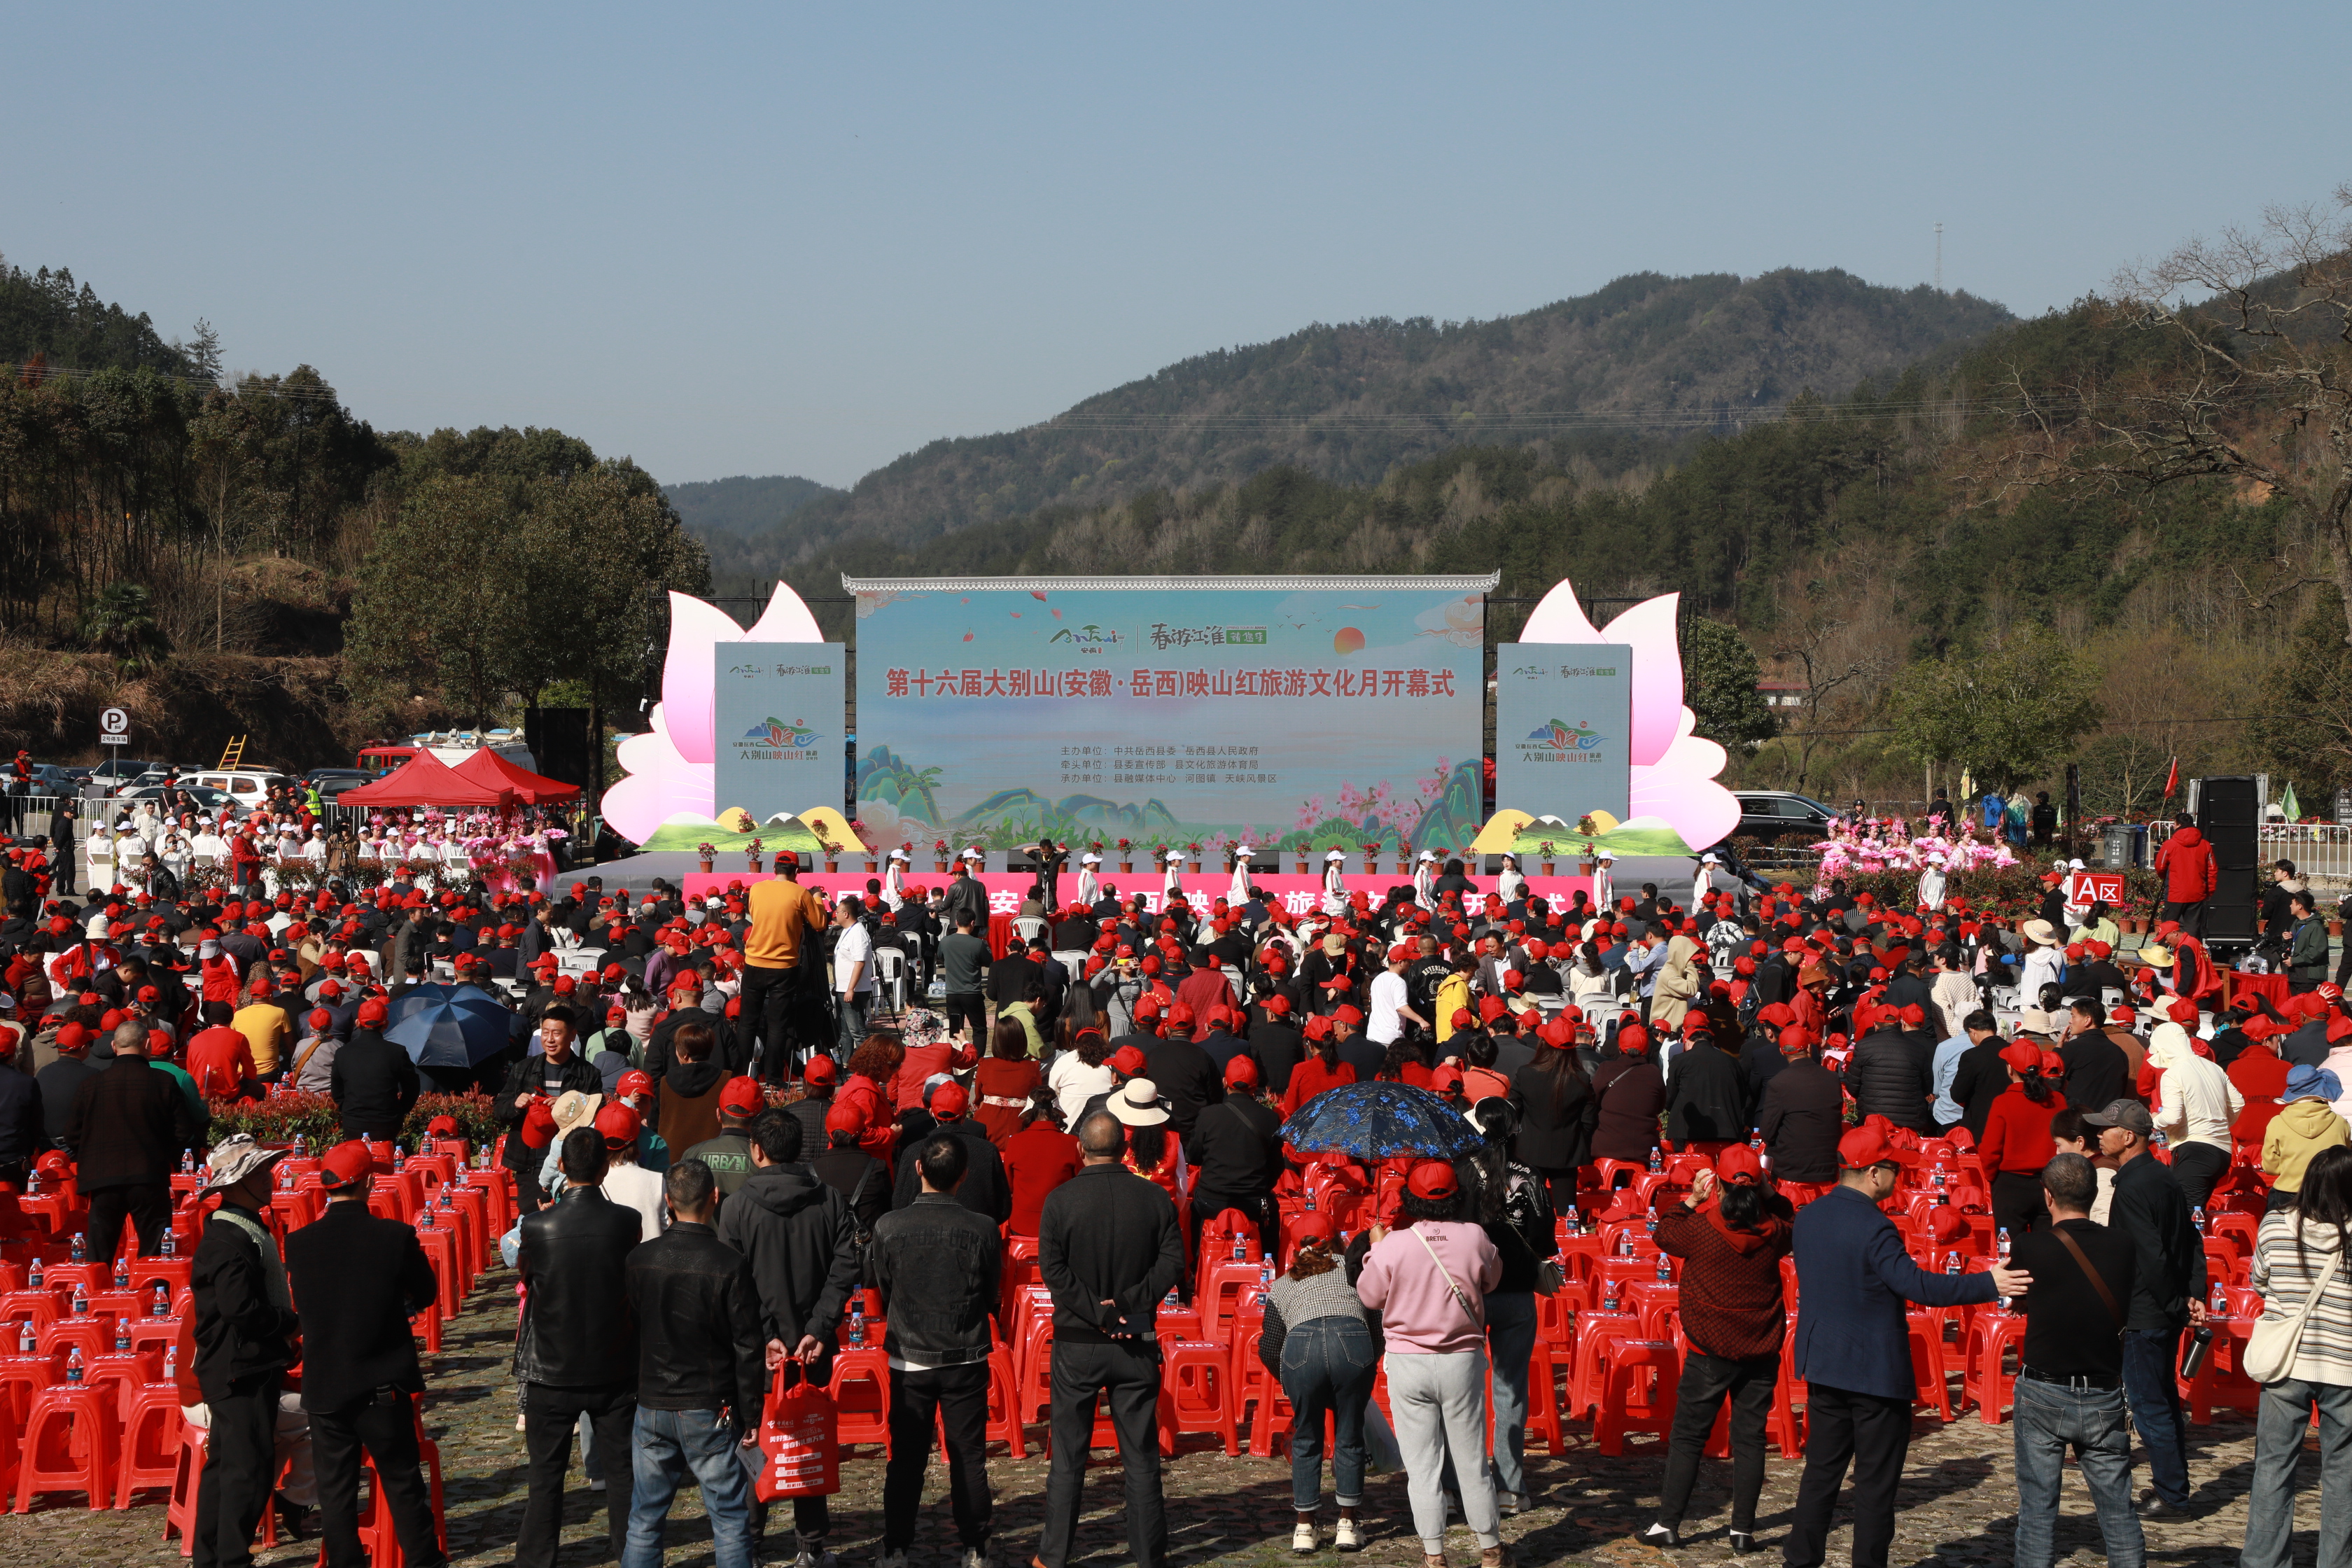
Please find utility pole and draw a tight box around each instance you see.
[1934,222,1944,292]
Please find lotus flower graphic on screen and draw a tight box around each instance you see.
[1515,581,1740,851]
[600,585,825,844]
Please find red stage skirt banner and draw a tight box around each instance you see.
[680,869,1594,918]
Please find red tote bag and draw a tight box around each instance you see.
[755,1366,840,1501]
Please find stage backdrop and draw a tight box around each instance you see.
[711,643,847,824]
[845,575,1494,855]
[1493,642,1633,825]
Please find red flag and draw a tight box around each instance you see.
[2162,756,2178,799]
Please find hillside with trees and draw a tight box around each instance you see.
[701,267,2012,588]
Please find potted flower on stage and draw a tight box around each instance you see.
[933,839,951,874]
[1396,839,1412,877]
[852,820,875,873]
[1539,840,1557,877]
[1576,815,1601,878]
[1296,843,1310,875]
[696,841,715,874]
[1186,841,1203,875]
[820,839,841,872]
[1116,838,1133,874]
[747,836,764,874]
[1362,842,1380,877]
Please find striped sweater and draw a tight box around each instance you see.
[2252,1211,2352,1387]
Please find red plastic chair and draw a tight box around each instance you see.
[1565,1312,1641,1420]
[1768,1320,1805,1456]
[114,1384,182,1508]
[1592,1339,1680,1456]
[1162,1340,1238,1456]
[1907,1310,1952,1420]
[13,1383,117,1511]
[1961,1308,2028,1424]
[1015,1317,1055,1424]
[1198,1261,1262,1343]
[1231,1324,1292,1457]
[830,1348,891,1450]
[0,1350,58,1427]
[1522,1340,1567,1456]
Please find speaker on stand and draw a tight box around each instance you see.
[2194,776,2261,951]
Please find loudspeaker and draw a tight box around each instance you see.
[526,708,594,792]
[2196,776,2260,941]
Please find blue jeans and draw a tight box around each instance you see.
[2010,1378,2143,1568]
[1278,1317,1376,1510]
[2119,1328,2190,1505]
[624,1407,756,1568]
[2241,1377,2352,1568]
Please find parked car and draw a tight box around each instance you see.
[1731,790,1845,844]
[111,783,236,811]
[185,769,294,806]
[85,757,158,791]
[21,764,78,794]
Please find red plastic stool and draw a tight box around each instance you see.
[1961,1308,2028,1425]
[1016,1318,1055,1424]
[1768,1322,1806,1456]
[1522,1341,1567,1456]
[1592,1340,1680,1456]
[830,1348,891,1450]
[1906,1310,1952,1420]
[13,1382,118,1511]
[1163,1340,1238,1457]
[0,1350,59,1425]
[114,1385,182,1508]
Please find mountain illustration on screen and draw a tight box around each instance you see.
[745,717,820,747]
[1527,720,1602,751]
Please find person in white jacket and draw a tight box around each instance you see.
[2018,919,2065,1006]
[2146,1018,2244,1212]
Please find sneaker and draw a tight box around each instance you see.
[794,1551,839,1568]
[1495,1492,1532,1516]
[1333,1519,1364,1553]
[962,1548,990,1568]
[1292,1522,1320,1554]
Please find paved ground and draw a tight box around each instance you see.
[0,1266,2311,1567]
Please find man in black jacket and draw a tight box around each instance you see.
[718,1110,862,1563]
[1247,994,1304,1096]
[1756,1040,1845,1184]
[890,1082,1010,1223]
[36,1018,99,1147]
[284,1142,444,1568]
[1140,1012,1222,1138]
[871,1133,1002,1568]
[2087,1098,2207,1519]
[1948,1014,2017,1140]
[2057,1000,2129,1112]
[514,1128,643,1568]
[1845,1014,1933,1133]
[1182,1056,1282,1265]
[1035,1110,1186,1568]
[190,1134,302,1568]
[1663,1030,1750,1144]
[622,1158,770,1568]
[494,1006,603,1213]
[68,1019,204,1263]
[329,997,421,1141]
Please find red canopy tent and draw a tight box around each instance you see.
[337,750,514,810]
[449,747,580,804]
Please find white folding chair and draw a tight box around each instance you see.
[872,946,907,1014]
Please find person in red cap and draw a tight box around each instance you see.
[283,1142,444,1568]
[1180,1052,1282,1267]
[329,993,421,1143]
[1982,1041,2066,1240]
[1782,1126,2030,1568]
[1589,1021,1664,1172]
[1283,1015,1359,1116]
[186,1000,260,1101]
[1356,1159,1506,1566]
[1642,1152,1793,1551]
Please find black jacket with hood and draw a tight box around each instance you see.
[714,1162,862,1380]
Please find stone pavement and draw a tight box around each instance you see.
[0,1266,2307,1567]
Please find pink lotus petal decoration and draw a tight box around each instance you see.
[1516,578,1739,850]
[600,583,824,843]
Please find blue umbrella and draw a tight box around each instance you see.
[1278,1081,1483,1160]
[384,983,514,1069]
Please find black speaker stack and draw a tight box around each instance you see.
[2194,776,2261,943]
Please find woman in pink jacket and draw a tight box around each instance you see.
[1356,1161,1506,1568]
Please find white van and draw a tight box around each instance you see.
[186,769,294,804]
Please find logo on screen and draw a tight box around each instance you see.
[1527,720,1603,752]
[1049,624,1124,648]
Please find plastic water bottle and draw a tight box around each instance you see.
[151,1284,169,1318]
[160,1228,176,1258]
[113,1319,130,1353]
[2212,1282,2230,1319]
[279,1163,293,1191]
[64,1346,83,1384]
[1945,1252,1962,1276]
[1562,1203,1578,1233]
[164,1344,176,1382]
[1257,1254,1273,1305]
[71,1282,88,1315]
[419,1203,434,1229]
[395,1145,407,1171]
[28,1256,43,1290]
[1617,1232,1633,1257]
[1602,1280,1620,1312]
[848,1298,867,1347]
[15,1321,32,1354]
[1648,1147,1662,1173]
[440,1186,454,1210]
[1163,1283,1180,1309]
[24,1169,36,1196]
[1303,1187,1316,1212]
[294,1135,307,1158]
[1933,1167,1947,1191]
[1231,1233,1246,1263]
[1645,1213,1658,1238]
[113,1255,129,1291]
[1655,1255,1671,1284]
[70,1231,85,1264]
[1996,1227,2012,1262]
[181,1149,194,1174]
[2192,1205,2206,1233]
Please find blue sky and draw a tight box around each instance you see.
[8,2,2348,489]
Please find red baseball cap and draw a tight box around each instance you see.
[318,1140,375,1191]
[594,1104,641,1147]
[1837,1126,1919,1170]
[929,1081,969,1119]
[719,1077,765,1118]
[1715,1144,1766,1186]
[616,1069,654,1100]
[1406,1160,1459,1199]
[1109,1045,1148,1077]
[1224,1055,1260,1088]
[356,999,388,1028]
[825,1102,867,1138]
[803,1055,839,1087]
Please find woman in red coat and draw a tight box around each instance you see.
[1980,1040,2065,1240]
[1001,1091,1083,1236]
[1282,1017,1357,1116]
[973,1017,1042,1144]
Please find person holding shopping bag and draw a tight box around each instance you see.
[2239,1143,2352,1568]
[1355,1161,1506,1568]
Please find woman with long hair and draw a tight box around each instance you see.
[1567,941,1615,1009]
[1982,1040,2065,1238]
[1356,1161,1506,1568]
[2241,1143,2352,1568]
[1511,1023,1597,1214]
[1284,1017,1359,1115]
[1259,1212,1378,1553]
[1047,1026,1113,1128]
[974,1015,1042,1144]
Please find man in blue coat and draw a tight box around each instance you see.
[1783,1125,2033,1568]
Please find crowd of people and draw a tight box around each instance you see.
[6,806,2352,1568]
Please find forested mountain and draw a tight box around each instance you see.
[0,258,214,378]
[701,267,2011,588]
[664,474,840,539]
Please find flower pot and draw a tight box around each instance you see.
[823,858,838,872]
[864,858,878,874]
[748,855,764,874]
[2334,922,2344,939]
[1541,860,1555,877]
[1296,860,1310,875]
[934,860,951,874]
[696,858,713,874]
[1119,860,1133,874]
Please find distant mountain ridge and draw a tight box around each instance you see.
[704,267,2011,586]
[663,474,840,539]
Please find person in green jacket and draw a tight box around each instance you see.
[2290,890,2331,993]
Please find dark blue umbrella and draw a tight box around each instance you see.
[384,983,513,1069]
[1278,1081,1483,1160]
